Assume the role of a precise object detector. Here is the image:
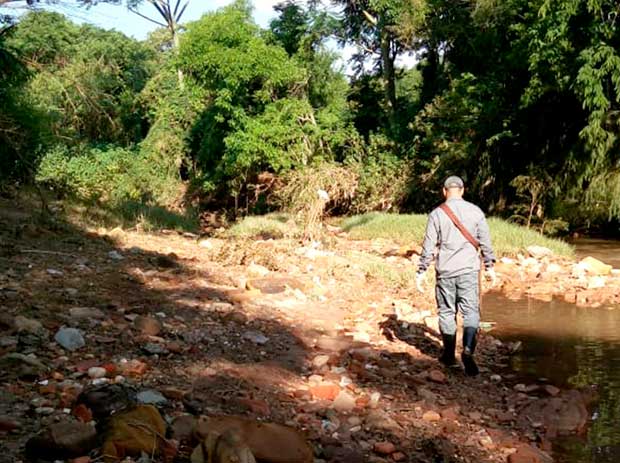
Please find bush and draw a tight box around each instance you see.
[36,144,183,207]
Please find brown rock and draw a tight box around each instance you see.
[374,442,396,455]
[133,316,162,336]
[440,408,459,422]
[309,384,340,401]
[71,457,91,463]
[543,385,561,397]
[391,452,406,462]
[161,387,187,401]
[422,411,441,422]
[25,421,97,460]
[0,416,21,432]
[428,369,447,384]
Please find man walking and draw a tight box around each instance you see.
[416,176,497,376]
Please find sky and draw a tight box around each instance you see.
[1,0,415,72]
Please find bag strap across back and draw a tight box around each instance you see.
[439,203,480,250]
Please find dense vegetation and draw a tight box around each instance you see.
[1,0,620,232]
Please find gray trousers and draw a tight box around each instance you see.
[435,271,480,335]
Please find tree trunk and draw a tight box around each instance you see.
[171,26,185,90]
[379,23,397,135]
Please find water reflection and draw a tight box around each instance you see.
[483,293,620,463]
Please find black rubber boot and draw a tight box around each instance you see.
[461,327,479,376]
[439,333,457,366]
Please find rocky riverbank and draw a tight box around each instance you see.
[0,201,611,463]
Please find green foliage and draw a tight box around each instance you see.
[7,12,154,145]
[36,144,182,206]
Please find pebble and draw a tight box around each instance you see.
[373,441,396,455]
[428,369,447,383]
[69,307,105,320]
[312,355,330,369]
[87,367,107,379]
[137,389,167,406]
[422,410,441,422]
[54,327,85,351]
[332,391,356,412]
[35,407,55,415]
[108,251,124,260]
[490,374,502,383]
[142,343,169,355]
[242,331,269,345]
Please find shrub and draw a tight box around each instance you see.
[36,144,182,207]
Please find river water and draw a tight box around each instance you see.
[483,239,620,463]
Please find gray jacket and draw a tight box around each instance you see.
[418,198,496,279]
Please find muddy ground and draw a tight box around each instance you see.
[0,198,599,463]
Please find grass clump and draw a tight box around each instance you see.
[340,212,575,258]
[225,213,296,239]
[347,250,417,289]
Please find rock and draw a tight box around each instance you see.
[579,256,612,276]
[391,452,406,462]
[242,331,269,345]
[102,405,170,461]
[87,367,107,379]
[25,421,97,460]
[247,263,270,277]
[527,246,553,259]
[508,444,553,463]
[0,352,48,379]
[440,408,459,422]
[309,384,340,401]
[133,316,163,336]
[142,342,169,355]
[108,250,124,260]
[490,374,502,383]
[373,442,396,455]
[194,415,314,463]
[155,254,177,268]
[517,391,588,435]
[246,277,305,294]
[54,327,85,351]
[0,416,21,432]
[365,410,401,432]
[137,389,168,406]
[118,359,148,376]
[332,391,356,412]
[312,355,330,369]
[14,315,45,335]
[422,411,441,422]
[587,276,606,289]
[417,387,437,403]
[428,369,446,384]
[544,263,563,274]
[317,336,352,352]
[198,239,213,249]
[543,385,561,397]
[69,307,105,320]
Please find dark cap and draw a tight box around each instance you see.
[444,176,464,189]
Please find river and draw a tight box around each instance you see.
[483,239,620,463]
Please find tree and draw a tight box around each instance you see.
[334,0,425,135]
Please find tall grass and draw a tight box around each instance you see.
[225,213,296,239]
[339,212,575,257]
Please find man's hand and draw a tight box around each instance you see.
[416,272,426,293]
[485,267,497,287]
